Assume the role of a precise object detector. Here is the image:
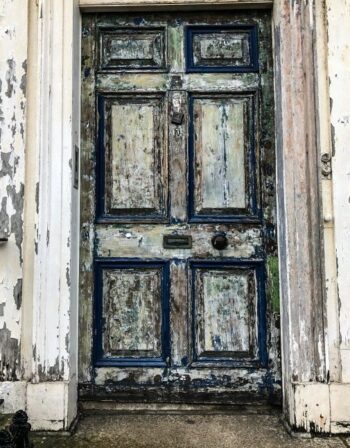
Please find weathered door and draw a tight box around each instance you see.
[80,10,280,404]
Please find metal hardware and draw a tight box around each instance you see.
[163,235,192,249]
[211,233,228,250]
[171,111,184,125]
[321,153,332,178]
[170,75,183,89]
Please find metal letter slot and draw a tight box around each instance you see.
[163,235,192,249]
[171,111,184,125]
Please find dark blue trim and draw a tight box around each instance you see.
[93,258,171,368]
[185,25,259,73]
[188,92,261,223]
[190,259,268,369]
[95,93,169,224]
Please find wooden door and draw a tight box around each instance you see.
[80,10,280,404]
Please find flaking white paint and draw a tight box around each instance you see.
[327,0,350,386]
[0,0,28,380]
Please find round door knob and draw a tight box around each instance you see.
[211,233,228,250]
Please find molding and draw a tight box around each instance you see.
[79,0,273,11]
[273,0,327,426]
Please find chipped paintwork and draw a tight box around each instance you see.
[102,268,163,357]
[327,0,350,385]
[0,0,27,381]
[80,10,280,403]
[267,256,279,313]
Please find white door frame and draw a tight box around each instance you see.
[18,0,344,433]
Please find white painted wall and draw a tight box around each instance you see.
[0,0,27,386]
[327,0,350,383]
[325,0,350,432]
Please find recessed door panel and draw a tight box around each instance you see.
[190,94,257,221]
[191,262,265,368]
[99,28,166,71]
[186,25,259,72]
[97,94,168,222]
[94,260,169,367]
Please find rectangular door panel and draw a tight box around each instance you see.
[94,260,170,367]
[186,25,259,73]
[96,94,168,222]
[191,261,266,368]
[99,27,167,71]
[189,94,258,222]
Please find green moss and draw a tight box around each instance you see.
[267,256,280,313]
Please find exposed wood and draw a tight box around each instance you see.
[95,225,262,259]
[194,268,254,355]
[102,268,162,357]
[193,96,247,212]
[273,0,326,430]
[169,91,188,222]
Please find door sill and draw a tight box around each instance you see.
[79,401,281,415]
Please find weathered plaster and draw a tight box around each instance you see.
[327,0,350,384]
[0,0,28,381]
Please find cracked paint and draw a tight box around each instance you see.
[0,0,27,381]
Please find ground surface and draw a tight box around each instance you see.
[30,413,350,448]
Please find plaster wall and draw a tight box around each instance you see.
[0,0,27,385]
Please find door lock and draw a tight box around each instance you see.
[211,233,228,250]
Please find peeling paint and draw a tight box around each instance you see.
[0,0,28,385]
[0,324,19,381]
[80,11,281,402]
[13,278,22,310]
[5,59,16,98]
[7,183,24,262]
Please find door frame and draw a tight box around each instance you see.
[22,0,336,433]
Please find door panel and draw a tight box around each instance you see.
[194,266,254,356]
[99,27,167,71]
[95,260,170,367]
[80,10,280,404]
[97,94,168,221]
[190,94,257,220]
[186,25,259,72]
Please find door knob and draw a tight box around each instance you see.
[211,233,228,250]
